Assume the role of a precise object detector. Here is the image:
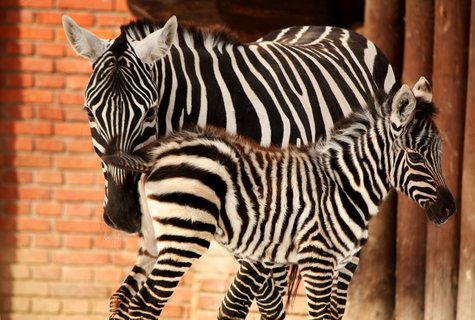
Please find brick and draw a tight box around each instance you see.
[110,253,135,267]
[1,74,34,88]
[66,171,96,185]
[0,234,31,247]
[55,58,91,74]
[31,265,61,280]
[7,248,50,264]
[35,202,62,216]
[15,154,52,167]
[50,283,109,298]
[35,11,62,25]
[67,12,95,26]
[0,105,34,119]
[36,170,63,184]
[116,0,129,12]
[94,236,124,250]
[36,43,65,57]
[0,26,53,40]
[53,122,90,136]
[52,251,109,265]
[55,219,102,233]
[35,138,64,152]
[58,0,113,11]
[123,236,139,250]
[96,14,130,27]
[56,156,101,169]
[62,298,90,314]
[1,169,33,183]
[62,266,92,282]
[0,296,30,312]
[0,89,53,103]
[0,186,51,200]
[161,304,184,318]
[66,75,89,90]
[5,10,34,23]
[6,41,34,55]
[57,92,86,105]
[35,74,64,88]
[64,235,92,249]
[0,57,53,72]
[16,217,51,231]
[35,235,61,248]
[67,138,94,153]
[0,137,34,151]
[1,201,31,215]
[32,298,61,314]
[37,106,64,121]
[0,264,30,279]
[1,0,53,7]
[0,121,53,135]
[64,203,93,217]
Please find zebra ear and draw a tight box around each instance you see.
[390,84,417,134]
[62,15,107,63]
[412,76,432,103]
[131,16,178,65]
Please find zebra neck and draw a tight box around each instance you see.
[323,116,393,218]
[154,33,241,132]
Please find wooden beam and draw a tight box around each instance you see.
[456,2,475,319]
[424,1,469,320]
[395,1,434,319]
[345,1,403,319]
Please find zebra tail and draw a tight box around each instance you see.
[285,265,301,309]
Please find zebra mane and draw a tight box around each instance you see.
[111,19,241,57]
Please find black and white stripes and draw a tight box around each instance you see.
[104,80,455,319]
[63,15,396,319]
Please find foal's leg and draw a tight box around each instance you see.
[298,248,336,320]
[110,195,157,319]
[330,254,360,319]
[218,261,286,320]
[128,202,216,319]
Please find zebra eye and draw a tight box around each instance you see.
[143,108,156,123]
[408,152,423,162]
[83,107,95,122]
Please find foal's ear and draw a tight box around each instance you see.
[62,15,107,63]
[130,16,178,65]
[390,84,417,135]
[412,76,432,103]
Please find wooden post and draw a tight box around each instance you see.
[424,1,469,320]
[345,1,403,319]
[456,2,475,319]
[395,1,434,319]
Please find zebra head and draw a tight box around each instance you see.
[389,78,455,224]
[62,15,178,233]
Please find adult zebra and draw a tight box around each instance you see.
[103,81,455,320]
[62,15,396,319]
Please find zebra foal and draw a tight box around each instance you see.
[104,79,455,319]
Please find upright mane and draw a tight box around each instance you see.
[117,19,241,50]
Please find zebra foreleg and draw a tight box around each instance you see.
[330,254,360,319]
[110,194,158,319]
[298,249,336,320]
[128,203,216,319]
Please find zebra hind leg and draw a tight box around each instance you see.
[218,261,286,320]
[255,264,286,320]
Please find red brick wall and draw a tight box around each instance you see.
[0,2,313,319]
